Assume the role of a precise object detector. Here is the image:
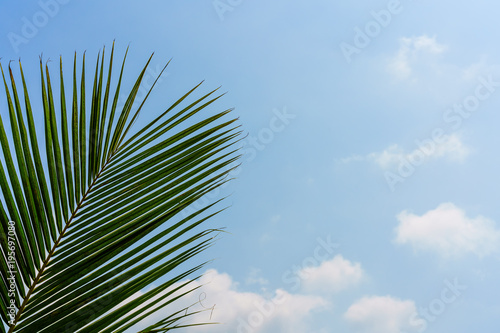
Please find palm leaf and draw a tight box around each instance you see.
[0,43,242,333]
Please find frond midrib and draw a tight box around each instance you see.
[8,155,114,331]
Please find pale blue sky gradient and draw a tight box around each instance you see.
[1,1,500,332]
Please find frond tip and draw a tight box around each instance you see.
[0,44,241,333]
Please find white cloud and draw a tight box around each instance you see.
[245,267,269,286]
[344,296,420,333]
[260,232,273,243]
[388,35,447,80]
[386,35,500,104]
[270,215,282,224]
[370,134,469,168]
[394,203,500,257]
[340,133,469,169]
[121,269,329,333]
[300,255,364,294]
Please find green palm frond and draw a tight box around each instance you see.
[0,43,242,333]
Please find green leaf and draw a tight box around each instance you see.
[1,45,241,333]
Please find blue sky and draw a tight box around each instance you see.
[2,0,500,332]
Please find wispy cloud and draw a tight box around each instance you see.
[340,133,469,169]
[245,267,270,286]
[386,35,500,104]
[388,35,448,80]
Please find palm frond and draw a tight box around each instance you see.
[0,43,241,333]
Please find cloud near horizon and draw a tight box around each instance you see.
[111,251,367,332]
[344,295,420,333]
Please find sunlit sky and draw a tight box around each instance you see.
[2,1,500,332]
